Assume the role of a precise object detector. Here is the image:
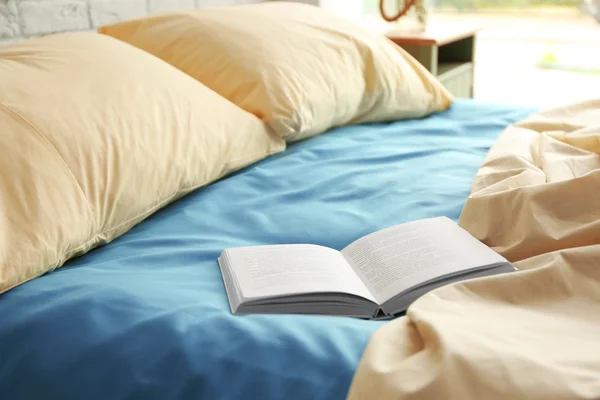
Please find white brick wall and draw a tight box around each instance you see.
[19,1,90,36]
[0,0,267,43]
[0,1,19,38]
[148,0,195,12]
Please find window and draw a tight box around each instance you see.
[331,0,600,106]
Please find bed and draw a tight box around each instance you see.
[0,99,536,400]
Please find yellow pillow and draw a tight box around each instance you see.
[0,32,284,294]
[100,2,453,142]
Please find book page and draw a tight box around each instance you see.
[341,217,506,304]
[223,244,376,303]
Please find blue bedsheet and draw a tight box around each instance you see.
[0,100,535,400]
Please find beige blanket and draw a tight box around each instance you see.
[348,100,600,400]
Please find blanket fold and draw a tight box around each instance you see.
[348,99,600,400]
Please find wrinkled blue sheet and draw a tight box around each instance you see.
[0,100,535,400]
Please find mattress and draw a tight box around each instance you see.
[0,99,535,400]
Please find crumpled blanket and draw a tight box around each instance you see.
[348,99,600,400]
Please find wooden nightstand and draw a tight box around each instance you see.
[386,24,481,98]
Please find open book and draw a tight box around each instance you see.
[218,217,514,319]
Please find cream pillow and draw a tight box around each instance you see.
[99,2,453,142]
[0,32,284,294]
